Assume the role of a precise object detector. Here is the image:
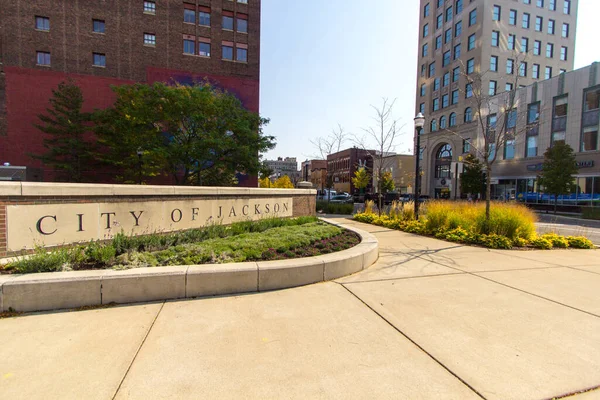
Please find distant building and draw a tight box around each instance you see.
[301,159,327,189]
[373,154,416,194]
[265,157,299,182]
[327,148,375,194]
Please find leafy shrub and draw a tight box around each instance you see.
[567,236,595,249]
[316,201,354,215]
[582,207,600,221]
[403,220,426,234]
[531,237,553,250]
[541,233,569,249]
[513,237,529,248]
[479,234,513,249]
[444,227,470,243]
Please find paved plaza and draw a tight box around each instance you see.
[1,217,600,399]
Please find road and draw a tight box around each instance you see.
[536,213,600,245]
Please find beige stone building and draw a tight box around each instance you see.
[415,0,578,198]
[373,154,416,194]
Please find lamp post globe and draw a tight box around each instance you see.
[414,113,425,219]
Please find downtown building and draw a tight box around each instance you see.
[415,0,577,199]
[265,157,299,183]
[0,0,260,185]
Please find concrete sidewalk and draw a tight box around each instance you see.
[1,218,599,399]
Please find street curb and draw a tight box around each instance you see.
[0,222,378,313]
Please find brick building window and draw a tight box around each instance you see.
[199,7,211,26]
[199,38,211,57]
[36,17,50,31]
[93,53,106,67]
[237,14,248,33]
[143,1,156,14]
[223,12,234,30]
[144,33,156,46]
[183,39,195,54]
[238,0,248,3]
[93,19,105,33]
[184,9,195,24]
[36,51,51,66]
[222,43,234,60]
[236,46,248,62]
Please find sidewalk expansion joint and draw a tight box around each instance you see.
[338,282,487,400]
[111,301,166,400]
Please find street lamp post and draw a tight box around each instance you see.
[136,147,143,185]
[414,113,425,220]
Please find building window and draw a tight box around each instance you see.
[504,139,515,160]
[519,62,528,77]
[434,77,440,91]
[452,89,459,104]
[533,64,540,79]
[548,19,555,34]
[435,144,453,178]
[564,0,571,15]
[35,16,50,31]
[420,103,425,115]
[454,44,461,59]
[506,83,513,92]
[507,59,514,74]
[535,16,543,31]
[420,84,426,97]
[183,39,195,54]
[552,96,568,144]
[489,80,497,96]
[440,115,447,129]
[184,9,195,23]
[449,112,457,127]
[466,83,473,98]
[436,35,442,49]
[433,98,440,111]
[36,51,51,66]
[442,94,449,108]
[562,23,569,38]
[466,58,474,74]
[453,67,460,82]
[469,9,476,26]
[463,138,471,153]
[199,41,211,57]
[443,72,450,87]
[423,23,429,37]
[490,55,498,72]
[93,19,105,33]
[522,13,530,29]
[521,37,528,53]
[508,34,515,50]
[422,43,428,57]
[560,46,568,61]
[143,1,156,14]
[443,51,451,67]
[537,0,544,7]
[546,43,554,58]
[237,0,248,3]
[93,53,106,67]
[491,31,499,47]
[456,0,463,14]
[237,47,248,62]
[582,127,599,152]
[429,62,436,78]
[549,0,556,10]
[533,40,541,55]
[509,9,517,25]
[526,136,538,157]
[424,3,431,17]
[493,5,501,21]
[445,28,452,43]
[430,119,438,132]
[222,45,234,60]
[223,16,234,30]
[445,6,453,22]
[464,107,472,123]
[468,34,476,51]
[545,66,552,79]
[144,33,156,46]
[437,14,443,30]
[199,11,211,26]
[237,15,248,33]
[437,0,444,8]
[455,21,462,37]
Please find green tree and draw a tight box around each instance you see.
[95,82,275,185]
[380,171,395,194]
[352,167,369,193]
[537,141,578,214]
[460,154,484,198]
[31,80,96,182]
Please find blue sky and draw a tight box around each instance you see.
[260,0,600,167]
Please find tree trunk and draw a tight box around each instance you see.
[485,165,492,231]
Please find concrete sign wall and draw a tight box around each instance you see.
[6,198,293,251]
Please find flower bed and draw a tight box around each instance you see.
[2,217,360,274]
[354,201,594,250]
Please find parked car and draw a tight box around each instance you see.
[330,194,353,204]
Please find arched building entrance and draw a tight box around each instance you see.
[433,143,453,199]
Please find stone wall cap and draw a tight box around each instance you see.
[2,182,316,197]
[187,262,258,274]
[102,266,188,278]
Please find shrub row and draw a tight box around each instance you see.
[354,212,594,250]
[316,201,354,215]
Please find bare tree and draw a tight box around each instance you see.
[354,98,404,215]
[309,124,348,160]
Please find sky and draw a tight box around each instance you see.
[259,0,600,168]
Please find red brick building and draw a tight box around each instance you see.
[327,148,375,195]
[0,0,260,185]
